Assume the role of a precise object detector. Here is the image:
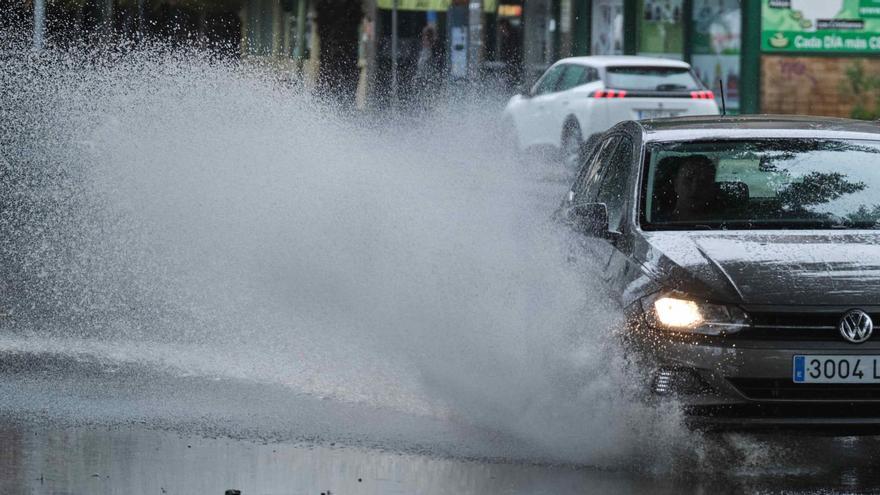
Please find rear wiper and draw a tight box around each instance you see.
[655,84,687,91]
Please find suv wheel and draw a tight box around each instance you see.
[561,120,584,169]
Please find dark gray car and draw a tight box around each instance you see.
[560,115,880,429]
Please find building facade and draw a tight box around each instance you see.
[552,0,880,117]
[17,0,880,118]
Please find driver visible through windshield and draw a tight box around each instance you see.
[643,139,880,230]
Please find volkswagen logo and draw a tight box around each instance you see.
[839,309,874,344]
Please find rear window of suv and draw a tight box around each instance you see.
[605,66,701,91]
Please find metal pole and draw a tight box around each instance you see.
[137,0,145,39]
[391,0,399,112]
[294,0,307,60]
[467,0,482,81]
[33,0,46,50]
[104,0,114,36]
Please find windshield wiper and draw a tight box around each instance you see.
[655,83,687,91]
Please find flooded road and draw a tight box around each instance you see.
[3,348,880,494]
[0,422,684,495]
[5,409,880,494]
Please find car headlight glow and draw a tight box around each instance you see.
[654,297,703,328]
[644,294,749,336]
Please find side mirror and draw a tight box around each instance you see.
[571,203,610,236]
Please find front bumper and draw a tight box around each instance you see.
[636,332,880,430]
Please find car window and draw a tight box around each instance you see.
[644,139,880,230]
[532,65,566,95]
[605,66,701,91]
[571,136,621,204]
[557,65,587,92]
[581,67,599,84]
[596,137,634,231]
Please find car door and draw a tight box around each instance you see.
[592,135,634,289]
[575,67,604,136]
[561,135,621,257]
[550,64,588,144]
[562,134,632,283]
[524,64,567,147]
[568,135,620,207]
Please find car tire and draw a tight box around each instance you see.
[561,120,584,170]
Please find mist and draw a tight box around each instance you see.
[0,38,694,468]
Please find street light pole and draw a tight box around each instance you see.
[467,0,482,82]
[103,0,114,36]
[33,0,46,50]
[137,0,145,39]
[391,0,399,113]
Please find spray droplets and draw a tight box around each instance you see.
[1,37,693,468]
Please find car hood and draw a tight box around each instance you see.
[640,231,880,305]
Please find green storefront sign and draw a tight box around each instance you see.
[762,0,880,53]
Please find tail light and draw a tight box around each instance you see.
[690,90,715,99]
[590,89,627,98]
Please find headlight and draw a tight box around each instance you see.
[653,297,703,327]
[643,294,749,336]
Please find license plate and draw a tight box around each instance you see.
[636,109,679,119]
[793,355,880,383]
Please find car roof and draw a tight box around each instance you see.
[631,115,880,142]
[555,55,692,69]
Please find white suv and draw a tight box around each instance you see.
[502,56,720,167]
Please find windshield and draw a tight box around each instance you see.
[642,139,880,230]
[605,66,701,91]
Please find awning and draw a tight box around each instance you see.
[376,0,497,13]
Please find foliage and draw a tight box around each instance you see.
[776,171,866,208]
[846,204,880,226]
[841,61,880,120]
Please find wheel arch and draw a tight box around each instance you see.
[560,114,583,145]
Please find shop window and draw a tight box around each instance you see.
[591,0,623,55]
[690,0,741,112]
[637,0,684,59]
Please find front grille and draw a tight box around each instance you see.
[730,378,880,401]
[751,311,841,328]
[729,311,880,342]
[730,327,840,341]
